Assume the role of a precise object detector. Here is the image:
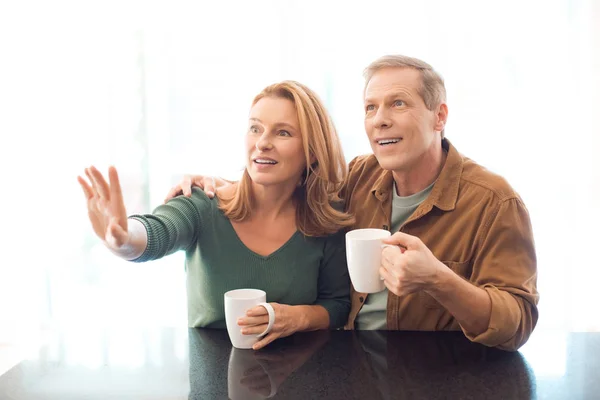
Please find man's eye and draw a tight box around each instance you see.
[393,100,404,107]
[365,105,375,112]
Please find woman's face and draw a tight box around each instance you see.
[245,96,307,188]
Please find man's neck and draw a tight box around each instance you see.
[392,144,447,197]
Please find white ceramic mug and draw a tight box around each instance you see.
[224,289,275,349]
[346,228,391,293]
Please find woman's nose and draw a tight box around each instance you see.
[255,134,273,151]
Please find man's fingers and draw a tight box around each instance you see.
[200,176,215,197]
[182,176,192,197]
[383,231,419,249]
[379,266,393,283]
[163,186,182,204]
[381,245,403,263]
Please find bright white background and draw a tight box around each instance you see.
[0,0,598,374]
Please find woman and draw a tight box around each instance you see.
[78,81,355,350]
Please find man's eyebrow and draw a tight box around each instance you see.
[365,92,409,103]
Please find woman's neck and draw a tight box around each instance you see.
[248,181,297,221]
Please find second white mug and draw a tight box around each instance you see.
[346,228,391,293]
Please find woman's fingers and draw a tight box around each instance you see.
[238,315,270,327]
[108,166,124,205]
[241,323,269,335]
[107,166,129,230]
[88,166,111,201]
[252,332,278,350]
[77,176,94,200]
[107,218,129,248]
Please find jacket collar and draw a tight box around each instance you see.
[370,138,463,212]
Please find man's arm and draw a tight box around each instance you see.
[458,197,539,350]
[425,264,492,336]
[381,197,538,350]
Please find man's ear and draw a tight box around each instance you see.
[434,103,448,133]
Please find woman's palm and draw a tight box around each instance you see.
[77,166,129,249]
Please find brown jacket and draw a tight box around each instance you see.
[342,139,539,351]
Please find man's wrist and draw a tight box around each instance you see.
[424,260,452,296]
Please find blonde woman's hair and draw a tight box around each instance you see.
[219,81,355,237]
[364,55,447,136]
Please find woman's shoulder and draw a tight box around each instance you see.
[188,187,218,210]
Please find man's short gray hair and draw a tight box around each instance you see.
[363,55,446,111]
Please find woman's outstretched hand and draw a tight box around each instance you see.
[77,166,129,251]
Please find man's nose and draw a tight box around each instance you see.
[373,107,392,129]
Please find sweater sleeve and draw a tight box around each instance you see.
[463,197,539,351]
[128,188,212,262]
[315,230,351,329]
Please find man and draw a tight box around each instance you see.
[166,55,538,351]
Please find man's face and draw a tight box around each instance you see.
[364,67,444,173]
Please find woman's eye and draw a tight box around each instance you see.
[249,126,260,134]
[278,130,291,137]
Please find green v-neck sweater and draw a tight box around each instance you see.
[130,188,350,329]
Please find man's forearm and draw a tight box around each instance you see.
[426,263,491,336]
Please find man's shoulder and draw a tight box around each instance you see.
[346,154,386,190]
[348,153,381,172]
[459,157,521,202]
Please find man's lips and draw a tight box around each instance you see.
[375,137,402,145]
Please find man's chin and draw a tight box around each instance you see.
[374,154,404,172]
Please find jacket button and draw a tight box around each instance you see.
[359,296,364,302]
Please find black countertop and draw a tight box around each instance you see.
[1,328,598,399]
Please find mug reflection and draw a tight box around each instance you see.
[188,328,330,400]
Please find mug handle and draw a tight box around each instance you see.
[256,302,275,338]
[380,244,395,280]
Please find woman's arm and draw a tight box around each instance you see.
[78,166,209,262]
[107,218,147,260]
[312,230,351,329]
[128,188,211,262]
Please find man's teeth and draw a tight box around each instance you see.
[378,139,400,145]
[255,159,277,164]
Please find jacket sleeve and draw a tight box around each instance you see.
[464,197,539,351]
[129,188,211,262]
